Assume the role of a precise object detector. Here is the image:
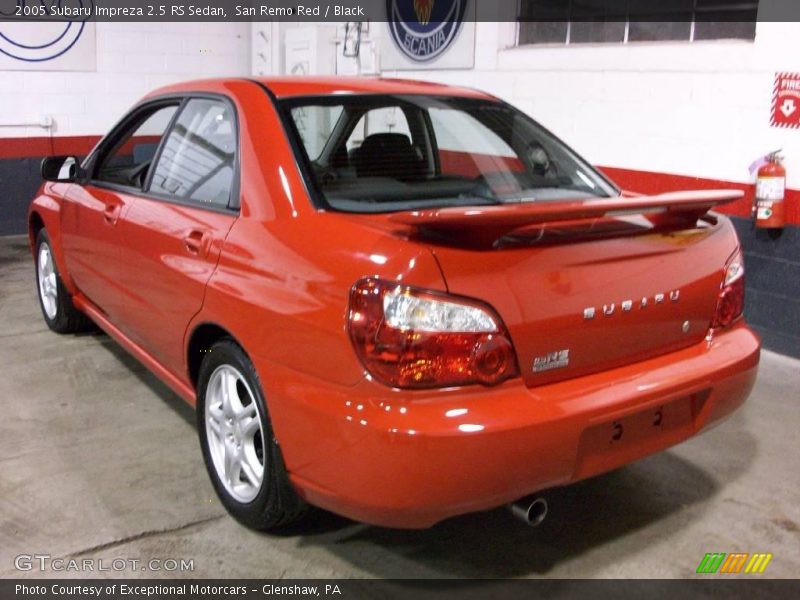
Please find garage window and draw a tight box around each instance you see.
[518,0,759,45]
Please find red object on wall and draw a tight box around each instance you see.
[771,72,800,129]
[754,153,786,228]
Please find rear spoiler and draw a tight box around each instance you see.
[389,190,743,243]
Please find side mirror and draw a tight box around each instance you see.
[41,156,85,183]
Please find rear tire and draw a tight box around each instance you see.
[197,339,308,530]
[35,229,92,334]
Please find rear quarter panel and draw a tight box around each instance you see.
[196,212,446,389]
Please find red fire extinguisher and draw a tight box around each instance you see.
[754,150,786,229]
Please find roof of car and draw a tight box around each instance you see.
[253,76,494,99]
[147,77,495,101]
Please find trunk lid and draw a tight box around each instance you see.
[392,190,742,386]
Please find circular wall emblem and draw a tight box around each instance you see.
[387,0,467,63]
[0,1,91,63]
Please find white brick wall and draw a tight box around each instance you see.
[5,18,798,190]
[0,22,250,139]
[380,20,800,190]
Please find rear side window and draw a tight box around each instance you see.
[149,99,236,208]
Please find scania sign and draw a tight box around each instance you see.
[387,0,467,63]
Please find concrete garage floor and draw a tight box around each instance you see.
[1,234,798,580]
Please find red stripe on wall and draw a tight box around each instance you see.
[599,166,800,225]
[439,149,525,178]
[2,136,797,225]
[0,135,101,159]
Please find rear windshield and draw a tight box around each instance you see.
[281,94,617,213]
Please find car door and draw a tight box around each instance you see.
[60,102,180,317]
[110,97,239,376]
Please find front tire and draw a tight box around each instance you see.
[35,229,92,334]
[197,339,307,530]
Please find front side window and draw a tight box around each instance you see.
[149,98,236,207]
[94,104,178,189]
[283,94,616,213]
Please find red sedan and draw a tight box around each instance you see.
[28,77,759,529]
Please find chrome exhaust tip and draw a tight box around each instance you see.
[509,496,548,527]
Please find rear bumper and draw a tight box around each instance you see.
[256,322,759,528]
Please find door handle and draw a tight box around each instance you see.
[183,230,207,255]
[103,203,121,224]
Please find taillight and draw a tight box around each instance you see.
[712,248,745,329]
[348,278,519,389]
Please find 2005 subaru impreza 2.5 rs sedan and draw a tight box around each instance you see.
[28,77,759,530]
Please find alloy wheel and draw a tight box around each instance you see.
[37,242,58,320]
[204,364,266,503]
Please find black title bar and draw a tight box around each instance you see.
[1,0,800,22]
